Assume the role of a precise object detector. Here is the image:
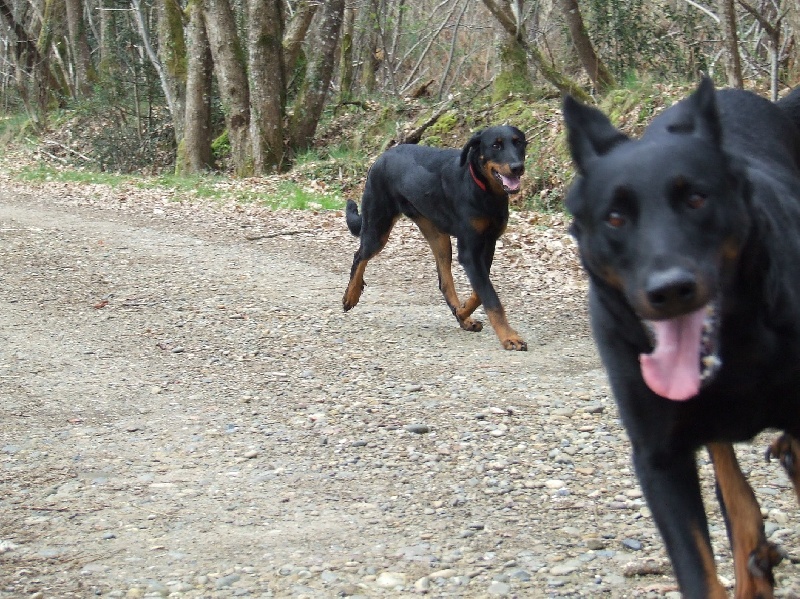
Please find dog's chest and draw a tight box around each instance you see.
[470,215,507,237]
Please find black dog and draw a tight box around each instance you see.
[564,78,800,598]
[342,126,528,350]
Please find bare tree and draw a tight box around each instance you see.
[339,2,356,102]
[156,0,188,141]
[283,0,318,76]
[177,0,213,174]
[738,0,783,100]
[718,0,744,87]
[1,0,61,120]
[248,0,286,172]
[559,0,615,93]
[65,0,95,96]
[131,0,185,136]
[481,0,589,101]
[289,0,344,152]
[201,0,252,175]
[98,0,120,76]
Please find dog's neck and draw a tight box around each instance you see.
[468,162,488,192]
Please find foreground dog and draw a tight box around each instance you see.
[342,126,528,350]
[564,78,800,597]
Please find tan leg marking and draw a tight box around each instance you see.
[484,305,526,350]
[413,217,483,332]
[709,442,780,599]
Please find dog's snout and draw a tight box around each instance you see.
[645,267,698,314]
[510,162,525,176]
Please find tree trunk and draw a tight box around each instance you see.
[1,0,60,119]
[283,0,317,75]
[493,23,533,100]
[98,0,120,77]
[201,0,252,176]
[65,0,95,96]
[248,0,286,173]
[718,0,743,88]
[339,3,355,102]
[558,0,615,93]
[481,0,589,102]
[177,0,213,174]
[157,0,187,141]
[289,0,344,152]
[360,0,381,94]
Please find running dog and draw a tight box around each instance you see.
[342,126,528,350]
[563,78,800,597]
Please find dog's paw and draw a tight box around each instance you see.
[458,318,483,332]
[748,540,784,581]
[342,281,366,311]
[502,337,527,351]
[765,434,798,477]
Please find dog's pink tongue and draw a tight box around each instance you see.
[500,174,520,192]
[639,307,707,401]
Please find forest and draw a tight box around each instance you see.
[0,0,797,195]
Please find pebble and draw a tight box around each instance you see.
[621,538,643,551]
[215,573,240,588]
[414,576,430,591]
[404,423,430,434]
[429,568,456,578]
[487,581,511,595]
[375,571,407,587]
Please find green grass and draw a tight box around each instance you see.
[267,180,343,210]
[14,163,344,210]
[0,113,33,144]
[17,164,131,185]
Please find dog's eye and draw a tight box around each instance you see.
[492,141,503,150]
[605,211,626,228]
[686,193,706,209]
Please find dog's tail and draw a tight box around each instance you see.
[345,199,362,237]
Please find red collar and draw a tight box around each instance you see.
[469,163,487,192]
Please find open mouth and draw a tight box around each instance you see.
[493,170,521,194]
[639,302,721,401]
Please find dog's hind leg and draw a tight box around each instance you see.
[412,216,483,332]
[709,442,782,599]
[342,209,399,311]
[766,433,800,502]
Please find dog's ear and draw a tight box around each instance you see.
[665,76,722,145]
[460,130,483,166]
[563,95,628,175]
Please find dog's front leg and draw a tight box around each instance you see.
[709,442,781,599]
[632,444,728,599]
[457,238,526,350]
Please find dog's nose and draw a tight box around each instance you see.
[645,267,697,314]
[510,162,524,176]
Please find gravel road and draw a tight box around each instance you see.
[0,179,798,599]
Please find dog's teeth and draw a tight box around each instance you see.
[700,354,722,381]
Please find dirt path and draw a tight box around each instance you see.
[0,183,798,598]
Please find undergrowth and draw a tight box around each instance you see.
[3,78,694,214]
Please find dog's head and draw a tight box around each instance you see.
[563,77,752,401]
[460,125,527,195]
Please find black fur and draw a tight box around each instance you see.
[342,126,528,350]
[564,78,800,597]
